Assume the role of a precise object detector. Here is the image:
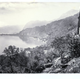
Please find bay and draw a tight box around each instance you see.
[0,36,38,55]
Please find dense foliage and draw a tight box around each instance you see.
[0,34,80,73]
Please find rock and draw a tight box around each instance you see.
[43,67,53,73]
[65,57,80,73]
[44,63,53,68]
[51,68,61,73]
[52,57,61,68]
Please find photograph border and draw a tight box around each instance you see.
[0,0,80,80]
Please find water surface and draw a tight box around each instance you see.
[0,36,38,54]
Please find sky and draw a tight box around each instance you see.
[0,2,80,33]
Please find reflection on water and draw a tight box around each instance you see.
[0,36,38,54]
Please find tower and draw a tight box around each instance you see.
[77,12,80,34]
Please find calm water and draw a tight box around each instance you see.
[0,36,39,55]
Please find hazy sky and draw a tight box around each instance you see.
[0,2,80,31]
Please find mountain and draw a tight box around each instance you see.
[19,13,79,44]
[0,26,20,34]
[23,20,48,29]
[59,10,79,19]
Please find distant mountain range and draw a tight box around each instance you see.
[0,26,20,34]
[0,12,79,45]
[59,10,79,19]
[23,20,48,29]
[18,13,79,44]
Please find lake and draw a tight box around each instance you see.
[0,36,41,55]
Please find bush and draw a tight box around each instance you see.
[27,48,46,73]
[51,34,72,57]
[69,37,80,58]
[51,34,80,64]
[0,49,29,73]
[3,34,80,73]
[3,45,19,56]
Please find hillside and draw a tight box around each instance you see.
[23,20,48,29]
[1,12,80,73]
[19,13,79,44]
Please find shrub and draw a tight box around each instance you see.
[26,47,46,73]
[51,34,72,57]
[69,36,80,58]
[51,34,80,64]
[0,50,29,73]
[3,45,19,56]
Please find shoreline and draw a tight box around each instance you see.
[0,33,19,36]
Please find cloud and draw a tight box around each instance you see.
[0,3,16,14]
[0,21,8,27]
[0,2,46,14]
[0,2,80,29]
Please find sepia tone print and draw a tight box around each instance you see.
[0,2,80,73]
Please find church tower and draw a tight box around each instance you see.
[77,12,80,34]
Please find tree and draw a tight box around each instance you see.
[77,12,80,34]
[3,45,19,56]
[69,37,80,58]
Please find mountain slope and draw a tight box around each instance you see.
[59,10,78,19]
[0,26,20,34]
[23,20,48,29]
[19,13,79,44]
